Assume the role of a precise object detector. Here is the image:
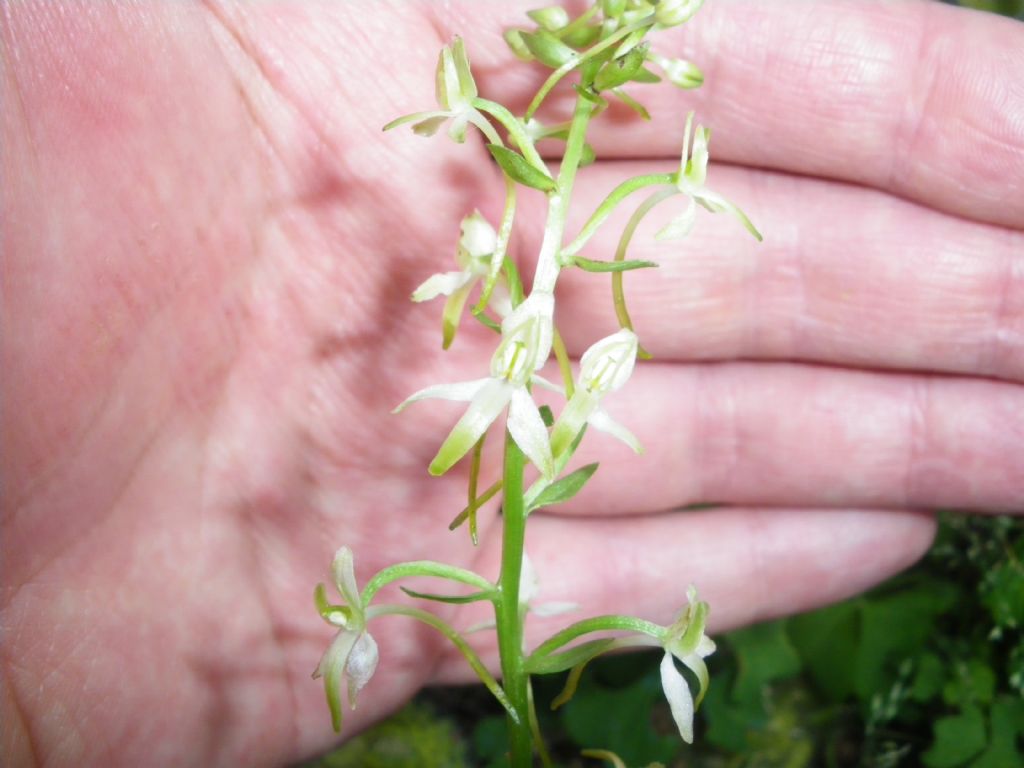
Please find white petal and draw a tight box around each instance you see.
[660,651,695,744]
[393,378,491,413]
[694,189,763,241]
[460,210,498,260]
[508,387,555,480]
[680,651,710,708]
[588,406,643,454]
[314,629,358,731]
[331,547,361,609]
[531,600,578,617]
[430,379,513,475]
[655,198,697,241]
[412,270,473,302]
[519,552,540,607]
[530,374,564,395]
[345,632,379,708]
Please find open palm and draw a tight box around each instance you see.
[2,2,1021,765]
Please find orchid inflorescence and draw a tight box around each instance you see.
[314,1,760,764]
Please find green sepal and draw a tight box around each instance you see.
[561,23,602,48]
[612,89,650,120]
[314,582,343,621]
[451,37,477,102]
[487,144,557,192]
[575,256,658,273]
[527,6,570,31]
[580,142,597,167]
[521,29,577,68]
[400,586,496,605]
[594,45,647,91]
[527,462,599,512]
[631,66,662,84]
[503,256,525,306]
[538,404,555,427]
[527,637,617,676]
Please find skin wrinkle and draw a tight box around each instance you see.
[888,1,935,197]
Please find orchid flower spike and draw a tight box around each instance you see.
[659,585,716,744]
[657,112,762,242]
[383,37,499,145]
[550,328,643,457]
[313,547,379,732]
[412,211,511,348]
[395,291,557,479]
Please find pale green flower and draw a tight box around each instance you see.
[412,211,511,348]
[659,585,716,743]
[396,292,556,479]
[550,328,643,457]
[657,112,762,242]
[383,37,499,145]
[313,547,379,732]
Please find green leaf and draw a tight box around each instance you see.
[922,704,987,767]
[487,144,556,192]
[399,586,495,605]
[972,697,1024,768]
[943,659,997,706]
[788,601,859,701]
[911,653,947,703]
[528,463,599,512]
[726,621,802,705]
[574,256,658,273]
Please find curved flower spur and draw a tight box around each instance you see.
[316,1,762,763]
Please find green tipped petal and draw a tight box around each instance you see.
[588,406,643,454]
[452,37,478,102]
[430,379,513,475]
[393,377,490,413]
[411,270,472,302]
[314,629,358,732]
[441,282,475,349]
[695,189,763,241]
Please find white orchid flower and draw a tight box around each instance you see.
[412,211,512,348]
[313,547,379,732]
[549,328,643,457]
[659,585,716,744]
[396,291,556,479]
[656,112,762,242]
[383,37,500,145]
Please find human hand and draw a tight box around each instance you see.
[2,1,1020,765]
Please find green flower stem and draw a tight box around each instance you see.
[527,614,664,665]
[524,15,654,121]
[496,429,532,767]
[367,603,518,723]
[475,174,518,315]
[361,561,495,606]
[532,95,595,294]
[473,98,549,173]
[561,173,674,260]
[611,187,677,358]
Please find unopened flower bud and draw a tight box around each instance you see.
[527,6,570,31]
[655,0,704,28]
[660,57,704,89]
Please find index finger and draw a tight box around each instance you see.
[443,0,1024,229]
